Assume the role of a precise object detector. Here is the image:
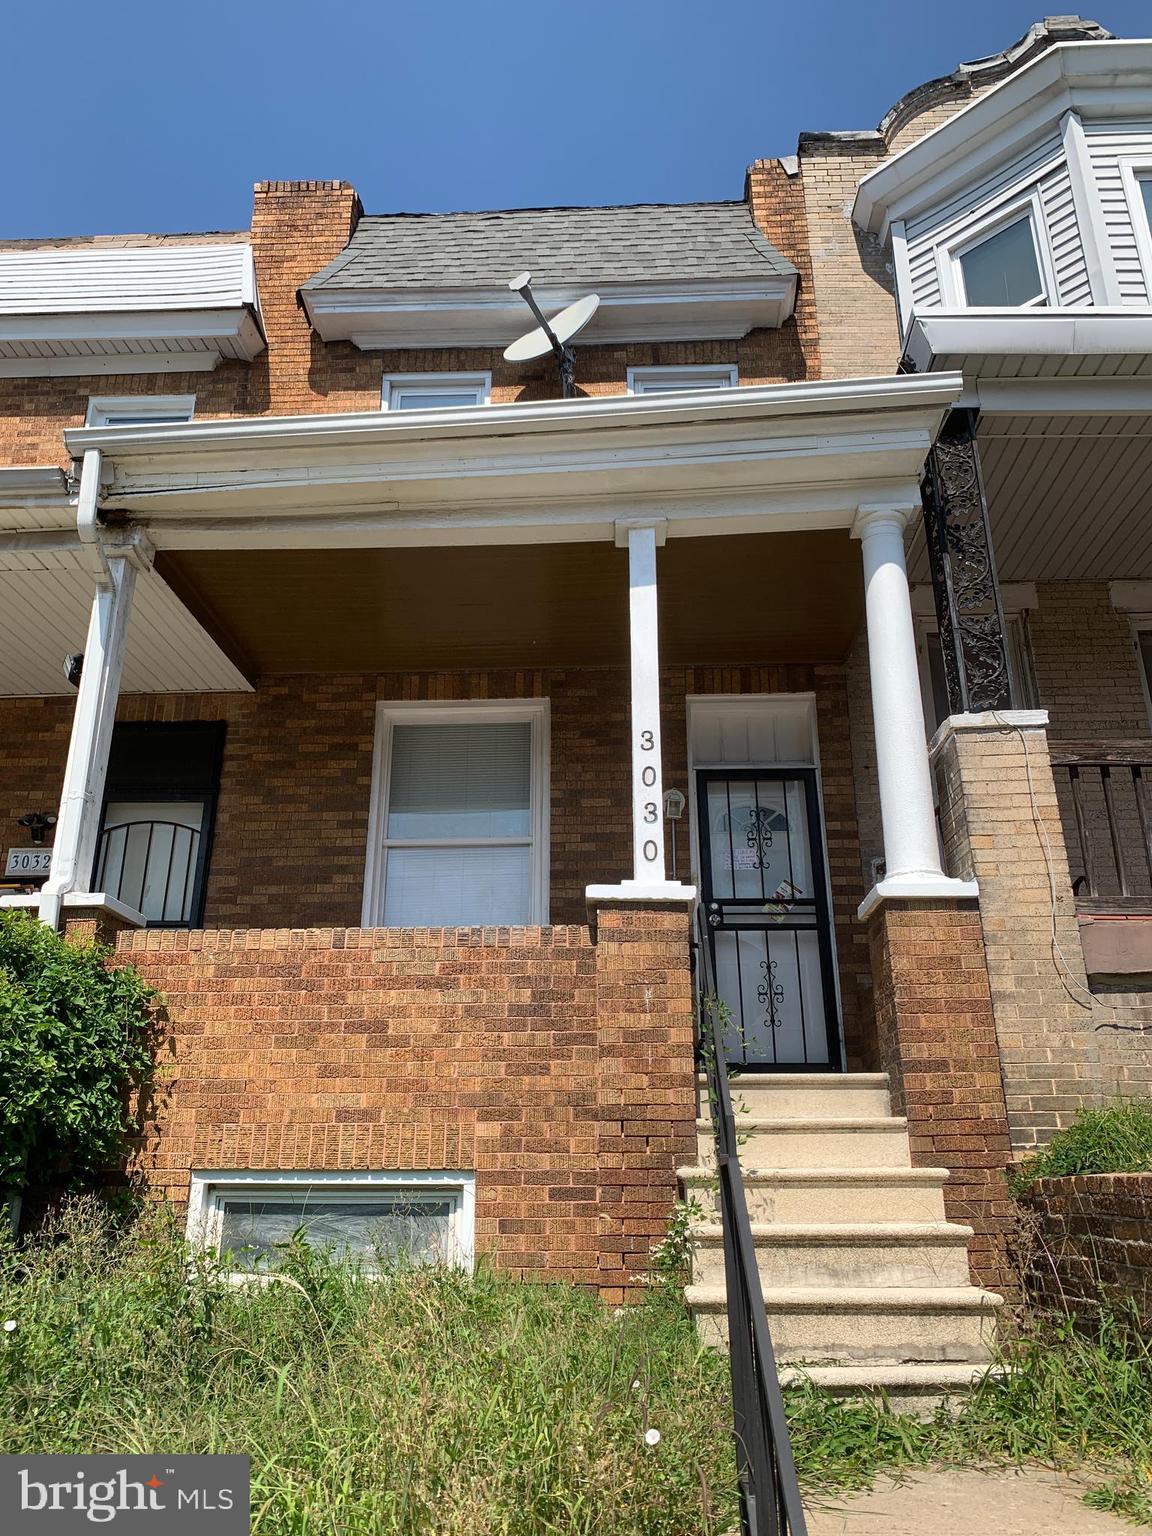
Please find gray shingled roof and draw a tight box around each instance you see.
[302,202,794,291]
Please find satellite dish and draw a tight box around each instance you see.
[504,292,600,362]
[503,272,600,396]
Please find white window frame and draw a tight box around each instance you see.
[362,698,550,927]
[380,373,491,411]
[626,364,738,394]
[186,1169,476,1274]
[1118,158,1152,295]
[937,191,1054,310]
[85,394,196,426]
[1125,616,1152,730]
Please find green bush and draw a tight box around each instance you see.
[0,912,154,1190]
[1010,1098,1152,1193]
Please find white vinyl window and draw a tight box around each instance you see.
[947,204,1048,309]
[364,701,549,926]
[86,395,195,426]
[627,364,738,394]
[1118,161,1152,292]
[381,373,491,410]
[187,1171,475,1275]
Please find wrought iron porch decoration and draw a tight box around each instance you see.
[922,408,1012,714]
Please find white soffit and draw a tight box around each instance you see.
[854,40,1152,236]
[303,277,797,348]
[0,551,251,696]
[904,312,1152,379]
[0,244,265,375]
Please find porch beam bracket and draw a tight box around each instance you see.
[921,408,1012,716]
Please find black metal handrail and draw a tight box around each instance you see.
[694,906,807,1536]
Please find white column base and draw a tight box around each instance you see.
[585,880,697,906]
[857,875,979,922]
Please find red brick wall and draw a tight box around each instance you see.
[867,898,1014,1290]
[0,665,873,1064]
[0,180,814,469]
[115,904,697,1297]
[1022,1173,1152,1323]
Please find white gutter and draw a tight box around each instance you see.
[64,372,965,459]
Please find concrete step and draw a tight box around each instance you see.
[699,1072,891,1119]
[686,1283,1002,1361]
[696,1116,912,1169]
[778,1362,999,1417]
[690,1221,975,1289]
[678,1164,949,1223]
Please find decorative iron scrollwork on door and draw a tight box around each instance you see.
[757,958,785,1032]
[922,408,1012,715]
[745,805,776,870]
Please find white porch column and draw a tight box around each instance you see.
[37,454,141,929]
[625,520,666,884]
[852,503,977,917]
[586,519,694,906]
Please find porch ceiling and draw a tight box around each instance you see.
[908,412,1152,584]
[158,529,864,674]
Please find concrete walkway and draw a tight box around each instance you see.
[804,1466,1133,1535]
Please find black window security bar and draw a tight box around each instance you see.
[695,905,808,1536]
[96,819,203,926]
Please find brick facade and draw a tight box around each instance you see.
[114,902,696,1299]
[866,898,1014,1290]
[1022,1173,1152,1324]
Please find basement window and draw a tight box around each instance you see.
[187,1171,476,1274]
[381,373,491,410]
[86,395,195,426]
[627,364,738,394]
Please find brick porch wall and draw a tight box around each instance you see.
[115,905,697,1299]
[866,898,1014,1291]
[1021,1173,1152,1323]
[0,660,874,1064]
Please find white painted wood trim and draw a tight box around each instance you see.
[38,553,137,927]
[85,395,196,426]
[624,523,666,883]
[1117,154,1152,303]
[186,1168,477,1273]
[1061,108,1123,306]
[0,352,222,378]
[889,220,915,340]
[626,364,738,394]
[381,372,492,410]
[851,505,947,887]
[361,698,550,927]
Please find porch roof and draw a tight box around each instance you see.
[57,373,964,549]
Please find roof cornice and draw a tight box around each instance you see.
[854,38,1152,238]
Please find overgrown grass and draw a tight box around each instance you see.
[0,1200,737,1536]
[4,1200,1151,1531]
[1011,1098,1152,1193]
[787,1306,1152,1521]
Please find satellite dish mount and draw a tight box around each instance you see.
[503,274,599,399]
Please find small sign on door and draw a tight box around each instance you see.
[4,848,52,877]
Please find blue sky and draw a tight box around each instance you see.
[5,2,1151,237]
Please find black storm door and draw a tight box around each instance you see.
[697,768,842,1070]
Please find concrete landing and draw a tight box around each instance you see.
[804,1466,1132,1535]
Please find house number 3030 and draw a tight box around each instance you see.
[639,728,659,860]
